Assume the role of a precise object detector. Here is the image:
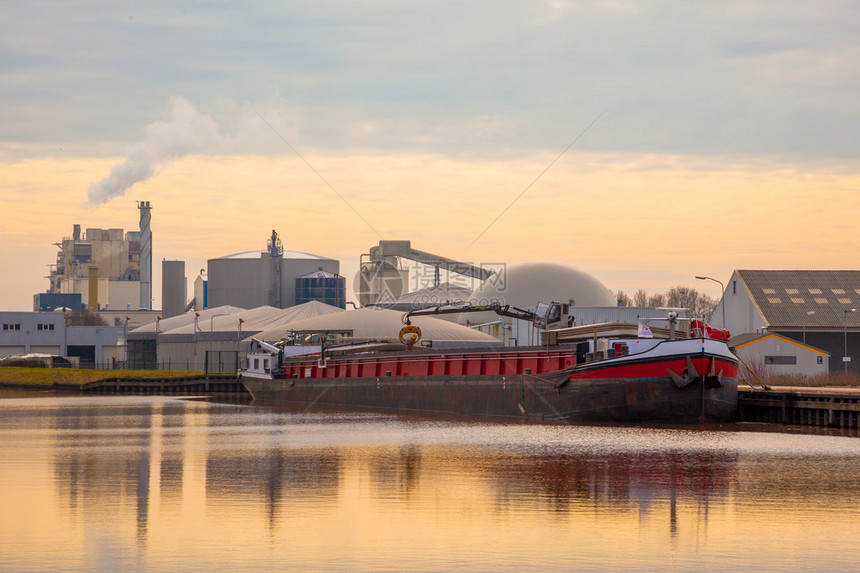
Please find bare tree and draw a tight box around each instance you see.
[613,286,718,319]
[665,286,718,319]
[633,289,649,306]
[65,310,108,326]
[615,290,633,307]
[647,292,667,307]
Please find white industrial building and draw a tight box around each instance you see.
[0,311,124,365]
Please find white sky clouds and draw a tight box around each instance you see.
[2,1,860,158]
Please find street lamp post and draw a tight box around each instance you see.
[237,318,244,373]
[695,276,725,328]
[123,316,130,369]
[209,313,229,373]
[845,308,856,375]
[193,312,200,354]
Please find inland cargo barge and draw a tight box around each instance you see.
[239,307,738,424]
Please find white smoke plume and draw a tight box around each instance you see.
[87,97,224,204]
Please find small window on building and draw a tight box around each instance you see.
[785,288,799,294]
[762,288,776,294]
[815,297,828,304]
[733,281,737,295]
[791,298,805,304]
[838,297,852,304]
[808,288,822,294]
[254,358,259,370]
[832,288,846,294]
[767,297,781,303]
[817,356,823,365]
[3,324,21,331]
[765,356,797,365]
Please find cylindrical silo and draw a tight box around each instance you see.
[162,260,186,319]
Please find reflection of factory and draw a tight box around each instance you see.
[35,200,153,312]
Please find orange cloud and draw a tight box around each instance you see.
[2,151,859,310]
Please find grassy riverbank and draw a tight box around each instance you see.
[0,367,205,387]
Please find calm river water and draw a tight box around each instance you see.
[1,394,860,572]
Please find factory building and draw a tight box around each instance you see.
[36,201,154,312]
[206,230,341,310]
[0,311,124,365]
[713,270,860,374]
[126,302,343,371]
[126,306,246,370]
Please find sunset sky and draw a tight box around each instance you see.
[2,1,859,311]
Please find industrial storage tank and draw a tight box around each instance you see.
[161,260,186,319]
[207,232,340,310]
[295,268,346,309]
[461,262,615,325]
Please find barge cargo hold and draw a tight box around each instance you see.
[240,336,739,424]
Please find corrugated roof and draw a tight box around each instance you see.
[738,270,860,328]
[252,307,499,343]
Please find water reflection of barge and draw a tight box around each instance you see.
[240,307,738,424]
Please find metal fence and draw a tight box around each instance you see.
[60,351,240,374]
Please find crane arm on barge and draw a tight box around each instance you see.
[402,303,539,325]
[399,303,543,350]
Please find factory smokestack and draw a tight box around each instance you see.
[138,201,152,310]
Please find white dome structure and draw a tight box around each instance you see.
[461,262,615,325]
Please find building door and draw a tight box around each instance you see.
[67,345,96,365]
